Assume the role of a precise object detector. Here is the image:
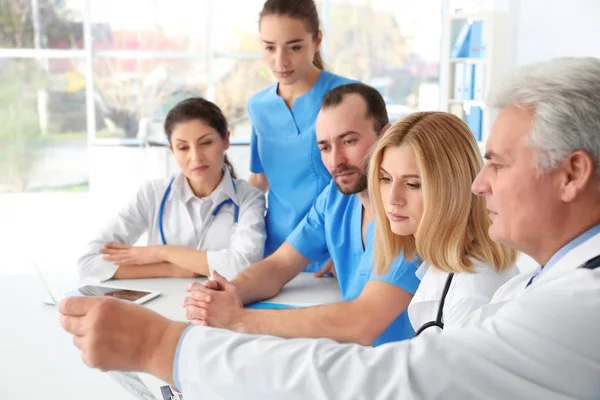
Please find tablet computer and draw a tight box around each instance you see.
[62,285,161,305]
[40,284,161,306]
[33,262,161,306]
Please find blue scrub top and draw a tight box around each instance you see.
[248,70,357,272]
[287,181,421,345]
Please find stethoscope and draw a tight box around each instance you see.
[158,176,239,246]
[582,255,600,270]
[414,272,455,337]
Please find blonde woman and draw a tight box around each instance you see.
[368,111,518,334]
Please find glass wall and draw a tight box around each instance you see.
[325,0,442,117]
[0,0,442,193]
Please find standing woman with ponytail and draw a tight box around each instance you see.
[248,0,357,272]
[78,97,267,282]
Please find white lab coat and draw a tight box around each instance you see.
[78,169,266,281]
[408,258,519,332]
[174,231,600,400]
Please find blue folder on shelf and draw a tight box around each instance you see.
[469,20,486,58]
[451,21,472,58]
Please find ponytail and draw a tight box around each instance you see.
[224,153,237,179]
[313,50,325,70]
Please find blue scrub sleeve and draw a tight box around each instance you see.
[286,186,330,262]
[370,255,420,295]
[249,125,264,174]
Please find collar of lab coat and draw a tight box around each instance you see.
[170,168,239,206]
[535,230,600,286]
[415,256,493,281]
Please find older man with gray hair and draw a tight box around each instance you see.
[59,57,600,400]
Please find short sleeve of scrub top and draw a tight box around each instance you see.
[346,222,421,345]
[247,71,358,271]
[286,182,331,263]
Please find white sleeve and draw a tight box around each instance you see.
[174,269,600,400]
[205,184,266,280]
[77,183,155,281]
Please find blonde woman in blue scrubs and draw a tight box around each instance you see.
[248,0,357,272]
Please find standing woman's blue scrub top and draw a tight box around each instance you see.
[248,70,356,272]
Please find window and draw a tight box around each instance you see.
[325,0,442,119]
[0,0,444,282]
[93,56,207,139]
[212,0,264,55]
[0,0,443,190]
[214,58,274,139]
[90,0,208,52]
[0,0,84,49]
[0,57,89,192]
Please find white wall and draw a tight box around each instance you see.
[513,0,600,66]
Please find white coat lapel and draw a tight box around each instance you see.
[535,232,600,285]
[467,232,600,325]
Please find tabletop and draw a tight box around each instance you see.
[0,272,342,400]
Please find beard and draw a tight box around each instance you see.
[332,166,368,195]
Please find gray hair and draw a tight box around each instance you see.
[488,57,600,180]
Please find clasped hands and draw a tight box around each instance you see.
[183,271,246,331]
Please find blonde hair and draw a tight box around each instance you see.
[368,112,517,275]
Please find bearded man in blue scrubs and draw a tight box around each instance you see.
[183,83,419,346]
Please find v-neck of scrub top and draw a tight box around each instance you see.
[333,194,369,298]
[269,70,326,136]
[351,197,367,254]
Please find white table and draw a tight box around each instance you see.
[0,273,342,400]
